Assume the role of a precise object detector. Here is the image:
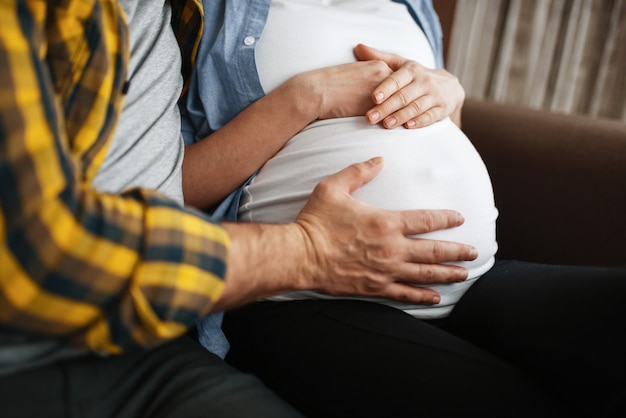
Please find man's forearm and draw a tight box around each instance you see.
[212,221,311,311]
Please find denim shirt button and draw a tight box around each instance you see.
[243,36,255,46]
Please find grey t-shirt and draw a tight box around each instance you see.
[92,0,186,204]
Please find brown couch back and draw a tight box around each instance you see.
[462,99,626,266]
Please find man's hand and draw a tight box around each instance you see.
[294,157,476,304]
[216,158,476,312]
[354,44,465,129]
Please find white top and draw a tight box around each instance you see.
[241,0,498,318]
[255,0,435,94]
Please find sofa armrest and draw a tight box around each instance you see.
[462,99,626,266]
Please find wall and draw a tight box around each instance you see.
[442,0,626,122]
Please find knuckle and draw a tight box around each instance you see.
[346,162,369,182]
[364,279,386,295]
[377,100,392,116]
[392,288,413,302]
[406,61,421,74]
[397,90,410,106]
[410,101,421,116]
[450,267,468,282]
[372,59,386,70]
[389,75,402,90]
[313,177,335,198]
[379,245,399,260]
[422,74,437,90]
[430,242,445,260]
[418,265,436,282]
[370,60,392,78]
[420,211,437,231]
[418,111,434,126]
[368,216,398,236]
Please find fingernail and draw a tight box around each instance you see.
[368,156,384,165]
[432,295,441,304]
[468,246,478,259]
[385,117,397,128]
[406,120,416,128]
[454,269,469,281]
[375,91,385,102]
[368,111,380,122]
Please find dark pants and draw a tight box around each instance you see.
[223,260,626,418]
[0,334,302,418]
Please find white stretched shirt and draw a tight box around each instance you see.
[240,0,498,318]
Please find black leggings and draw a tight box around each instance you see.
[223,260,626,418]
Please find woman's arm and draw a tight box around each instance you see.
[183,46,467,210]
[183,60,394,209]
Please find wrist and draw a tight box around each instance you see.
[212,221,313,311]
[281,73,323,122]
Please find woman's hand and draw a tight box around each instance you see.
[354,44,465,129]
[285,60,394,121]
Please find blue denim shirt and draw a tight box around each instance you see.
[182,0,443,145]
[183,0,444,358]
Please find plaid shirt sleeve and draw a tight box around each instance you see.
[0,0,229,354]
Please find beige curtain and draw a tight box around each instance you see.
[447,0,626,122]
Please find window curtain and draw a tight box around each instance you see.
[447,0,626,122]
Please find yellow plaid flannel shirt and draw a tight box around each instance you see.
[0,0,229,354]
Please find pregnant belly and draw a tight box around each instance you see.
[239,117,498,308]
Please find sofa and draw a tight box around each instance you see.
[462,98,626,267]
